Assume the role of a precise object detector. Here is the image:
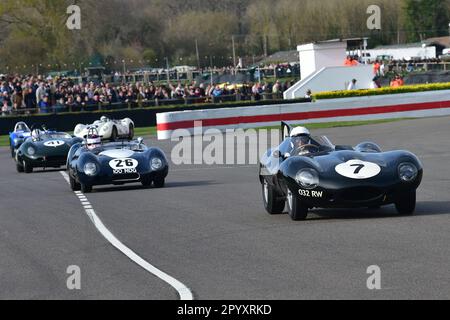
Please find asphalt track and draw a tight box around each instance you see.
[0,116,449,300]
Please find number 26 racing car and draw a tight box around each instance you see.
[15,126,83,173]
[259,122,423,221]
[67,129,169,193]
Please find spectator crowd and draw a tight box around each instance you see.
[1,74,296,116]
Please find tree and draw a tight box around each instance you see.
[403,0,450,41]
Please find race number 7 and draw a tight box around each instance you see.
[350,164,365,174]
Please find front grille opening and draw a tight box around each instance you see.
[340,187,382,202]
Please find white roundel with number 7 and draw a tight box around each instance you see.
[335,160,381,179]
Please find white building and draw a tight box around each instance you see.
[284,39,373,100]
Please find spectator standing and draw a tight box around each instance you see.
[24,88,36,111]
[347,79,358,90]
[373,60,381,76]
[370,76,381,89]
[36,82,46,105]
[38,96,50,113]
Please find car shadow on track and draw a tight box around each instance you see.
[305,201,450,221]
[91,180,218,193]
[26,168,65,174]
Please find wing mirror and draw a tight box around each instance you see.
[137,137,144,145]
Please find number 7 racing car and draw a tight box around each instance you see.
[259,122,423,221]
[66,129,169,193]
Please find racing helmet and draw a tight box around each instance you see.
[86,127,102,150]
[100,116,108,123]
[290,126,310,137]
[87,135,101,150]
[290,126,311,148]
[31,129,41,140]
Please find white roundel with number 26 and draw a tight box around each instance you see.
[335,160,381,179]
[109,158,138,170]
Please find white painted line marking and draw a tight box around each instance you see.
[60,171,193,300]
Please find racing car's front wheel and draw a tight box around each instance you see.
[262,180,285,215]
[153,177,165,188]
[287,189,308,221]
[110,127,118,142]
[81,183,93,193]
[16,162,24,173]
[69,175,81,191]
[395,191,416,215]
[23,161,33,174]
[128,124,134,140]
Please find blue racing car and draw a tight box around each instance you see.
[66,129,169,193]
[9,122,32,158]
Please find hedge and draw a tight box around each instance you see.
[313,82,450,100]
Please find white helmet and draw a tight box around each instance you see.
[87,136,101,150]
[290,126,310,137]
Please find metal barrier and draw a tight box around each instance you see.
[1,92,286,117]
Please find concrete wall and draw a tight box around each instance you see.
[284,65,374,100]
[298,41,347,80]
[157,90,450,140]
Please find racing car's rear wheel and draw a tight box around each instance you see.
[262,180,285,214]
[81,183,93,193]
[23,161,33,173]
[395,191,416,215]
[153,177,165,188]
[287,189,308,221]
[16,162,24,173]
[111,127,118,142]
[69,174,81,191]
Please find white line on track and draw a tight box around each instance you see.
[60,171,194,300]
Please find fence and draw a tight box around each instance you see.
[1,92,286,117]
[65,65,301,85]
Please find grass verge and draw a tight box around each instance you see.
[0,118,409,148]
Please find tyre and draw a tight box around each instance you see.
[286,189,308,221]
[110,126,118,142]
[81,183,93,193]
[16,162,24,173]
[10,147,15,158]
[153,177,165,188]
[262,180,285,214]
[128,124,134,140]
[395,191,416,215]
[23,161,33,173]
[141,176,152,188]
[69,174,81,191]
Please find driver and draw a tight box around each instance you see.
[290,126,314,155]
[100,116,108,123]
[86,134,101,150]
[31,129,41,141]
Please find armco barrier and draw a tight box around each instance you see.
[156,89,450,140]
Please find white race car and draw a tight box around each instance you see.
[74,116,134,141]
